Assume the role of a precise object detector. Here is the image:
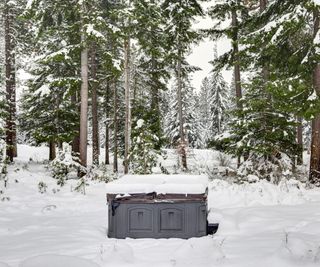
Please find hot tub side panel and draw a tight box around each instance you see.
[108,202,207,239]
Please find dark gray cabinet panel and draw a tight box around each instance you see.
[128,207,153,232]
[108,202,207,239]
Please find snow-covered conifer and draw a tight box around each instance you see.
[130,119,159,174]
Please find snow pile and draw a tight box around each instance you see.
[105,174,208,194]
[169,237,225,266]
[208,178,311,210]
[20,255,100,267]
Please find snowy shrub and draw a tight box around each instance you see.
[237,153,293,184]
[22,163,29,170]
[86,164,116,183]
[50,143,85,186]
[74,176,88,195]
[38,181,48,194]
[130,119,160,174]
[217,152,231,167]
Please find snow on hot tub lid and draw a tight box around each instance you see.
[105,174,208,195]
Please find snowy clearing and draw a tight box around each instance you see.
[0,145,320,267]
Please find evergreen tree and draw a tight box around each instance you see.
[165,77,202,150]
[209,70,229,137]
[162,0,204,169]
[130,119,159,174]
[240,0,320,184]
[132,0,171,150]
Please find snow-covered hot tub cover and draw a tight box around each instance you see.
[105,174,208,195]
[106,175,209,238]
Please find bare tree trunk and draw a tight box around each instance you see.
[124,38,131,174]
[310,8,320,185]
[105,83,110,165]
[259,0,267,11]
[232,7,243,167]
[91,44,99,166]
[150,58,161,150]
[297,117,303,166]
[71,93,80,155]
[113,79,118,173]
[260,0,269,82]
[177,55,187,170]
[4,1,17,162]
[49,141,56,161]
[232,9,242,110]
[79,3,89,168]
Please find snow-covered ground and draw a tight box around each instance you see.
[1,145,320,267]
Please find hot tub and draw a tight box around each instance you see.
[106,175,208,239]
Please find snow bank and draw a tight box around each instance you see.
[169,237,225,266]
[208,178,311,210]
[105,174,208,194]
[20,255,100,267]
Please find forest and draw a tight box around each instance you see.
[2,1,320,267]
[0,0,320,186]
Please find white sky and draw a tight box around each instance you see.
[188,1,232,92]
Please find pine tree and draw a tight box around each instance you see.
[162,0,204,169]
[165,77,202,150]
[20,0,82,160]
[132,0,171,150]
[240,0,320,184]
[130,119,159,174]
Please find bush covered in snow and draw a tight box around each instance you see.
[130,119,160,174]
[50,143,84,186]
[237,153,293,184]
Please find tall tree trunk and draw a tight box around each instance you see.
[71,93,80,155]
[297,117,303,166]
[79,4,89,168]
[91,43,99,166]
[310,8,320,185]
[259,0,267,11]
[49,141,56,161]
[260,0,269,81]
[113,79,118,173]
[124,38,131,174]
[4,1,17,162]
[150,58,161,150]
[177,54,187,170]
[105,83,110,165]
[232,9,242,110]
[232,7,243,167]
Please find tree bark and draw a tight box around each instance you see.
[91,43,99,166]
[105,83,110,165]
[124,38,131,174]
[4,1,17,162]
[113,79,118,173]
[297,117,303,166]
[232,6,244,166]
[71,93,80,155]
[177,55,187,170]
[79,3,89,168]
[259,0,267,12]
[49,141,56,161]
[150,58,161,150]
[232,9,242,110]
[310,8,320,185]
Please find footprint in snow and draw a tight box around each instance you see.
[41,205,57,213]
